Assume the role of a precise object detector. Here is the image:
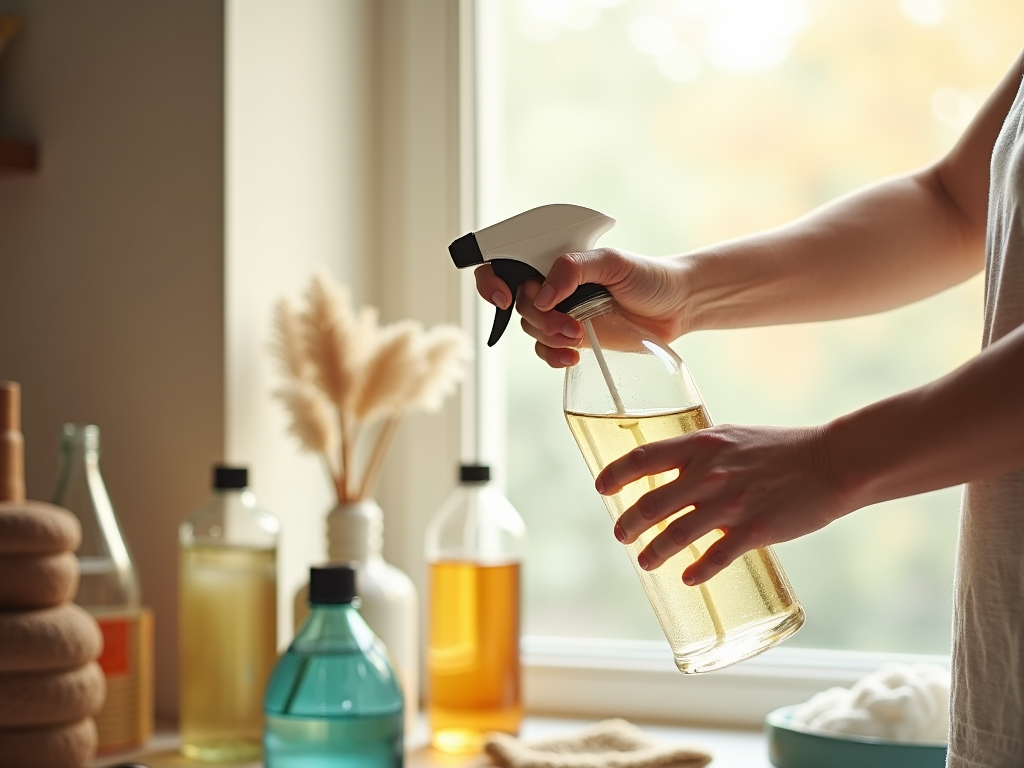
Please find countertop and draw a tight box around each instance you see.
[91,717,773,768]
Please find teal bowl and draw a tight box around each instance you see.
[765,705,947,768]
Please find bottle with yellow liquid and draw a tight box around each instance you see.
[450,204,804,674]
[563,295,804,672]
[425,465,526,754]
[179,466,280,762]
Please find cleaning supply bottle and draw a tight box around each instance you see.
[51,422,154,753]
[179,465,279,762]
[264,564,403,768]
[449,204,805,674]
[424,464,525,754]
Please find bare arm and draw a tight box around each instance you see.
[479,51,1024,363]
[682,50,1023,331]
[826,321,1024,513]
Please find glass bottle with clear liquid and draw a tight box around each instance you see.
[52,423,154,753]
[179,466,279,762]
[264,565,403,768]
[450,203,804,673]
[425,465,526,755]
[563,293,805,673]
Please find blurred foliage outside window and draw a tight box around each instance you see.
[480,0,1024,655]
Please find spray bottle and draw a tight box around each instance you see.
[450,204,804,673]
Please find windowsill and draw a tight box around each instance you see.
[90,716,771,768]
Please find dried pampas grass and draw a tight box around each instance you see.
[271,271,472,503]
[270,299,310,380]
[409,325,474,413]
[352,320,423,424]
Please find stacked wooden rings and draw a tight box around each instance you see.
[0,500,105,768]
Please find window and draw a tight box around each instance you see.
[475,0,1021,686]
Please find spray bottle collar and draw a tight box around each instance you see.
[561,285,614,320]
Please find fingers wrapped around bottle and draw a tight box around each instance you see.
[597,424,839,586]
[516,280,585,368]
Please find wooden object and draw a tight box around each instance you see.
[0,604,103,674]
[0,719,97,768]
[0,381,104,768]
[0,17,38,174]
[0,139,38,173]
[0,381,24,502]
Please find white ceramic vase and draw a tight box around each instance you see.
[293,499,419,734]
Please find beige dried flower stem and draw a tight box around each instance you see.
[270,299,310,381]
[356,414,402,502]
[302,274,361,499]
[352,321,424,423]
[356,325,472,500]
[346,321,423,500]
[407,326,474,412]
[273,383,342,500]
[272,272,471,505]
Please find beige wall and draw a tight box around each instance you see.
[227,0,471,701]
[369,0,472,608]
[0,0,225,721]
[0,0,469,721]
[224,0,377,653]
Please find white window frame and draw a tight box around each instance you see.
[375,0,951,728]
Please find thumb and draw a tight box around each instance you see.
[534,248,631,311]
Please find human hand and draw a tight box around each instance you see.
[596,423,845,585]
[474,248,690,367]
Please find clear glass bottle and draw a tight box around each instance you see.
[563,293,805,673]
[179,465,280,762]
[52,423,154,753]
[425,465,526,755]
[264,564,404,768]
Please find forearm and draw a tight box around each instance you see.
[677,50,1023,335]
[680,169,985,332]
[824,322,1024,515]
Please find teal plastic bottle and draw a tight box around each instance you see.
[264,565,404,768]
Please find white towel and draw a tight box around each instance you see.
[791,663,950,743]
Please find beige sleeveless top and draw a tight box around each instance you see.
[948,65,1024,767]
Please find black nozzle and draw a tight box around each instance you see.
[459,464,491,483]
[310,564,357,604]
[213,465,248,490]
[449,232,484,268]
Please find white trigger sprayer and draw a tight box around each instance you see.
[449,204,626,408]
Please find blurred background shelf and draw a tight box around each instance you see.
[0,138,38,172]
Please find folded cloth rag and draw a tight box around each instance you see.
[485,719,712,768]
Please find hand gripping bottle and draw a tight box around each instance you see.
[449,204,804,673]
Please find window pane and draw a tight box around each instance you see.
[481,0,1022,655]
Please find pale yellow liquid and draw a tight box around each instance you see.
[565,407,804,673]
[180,545,278,762]
[428,561,521,754]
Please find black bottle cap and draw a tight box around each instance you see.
[459,464,491,483]
[213,465,248,490]
[310,565,357,604]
